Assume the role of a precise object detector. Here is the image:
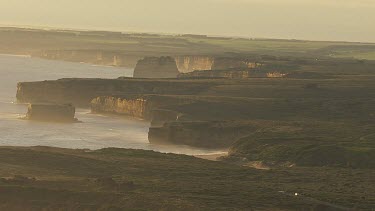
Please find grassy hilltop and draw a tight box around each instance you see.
[0,147,373,210]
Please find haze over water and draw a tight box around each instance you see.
[0,54,220,155]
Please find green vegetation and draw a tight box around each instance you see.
[227,121,375,168]
[5,27,375,210]
[315,45,375,60]
[1,27,375,59]
[16,56,375,168]
[0,147,373,210]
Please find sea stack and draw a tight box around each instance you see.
[25,103,78,122]
[133,56,180,78]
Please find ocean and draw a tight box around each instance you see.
[0,54,220,155]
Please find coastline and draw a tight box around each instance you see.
[195,152,228,161]
[0,53,134,71]
[0,53,31,58]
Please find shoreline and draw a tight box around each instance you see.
[194,152,228,161]
[0,53,31,58]
[0,53,135,71]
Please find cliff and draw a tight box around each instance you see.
[25,103,77,122]
[177,61,299,79]
[148,121,259,149]
[212,57,262,70]
[91,95,194,120]
[174,56,261,73]
[16,76,375,150]
[133,56,180,78]
[91,95,148,119]
[175,56,214,73]
[178,69,286,79]
[16,78,215,107]
[34,52,262,74]
[35,50,141,68]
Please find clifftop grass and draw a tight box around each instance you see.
[0,146,373,210]
[227,121,375,169]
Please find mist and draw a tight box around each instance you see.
[0,0,375,209]
[0,0,374,42]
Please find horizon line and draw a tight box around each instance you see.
[1,24,374,45]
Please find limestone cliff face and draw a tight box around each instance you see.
[178,69,286,79]
[90,95,194,120]
[175,56,214,73]
[91,96,148,119]
[174,56,261,73]
[212,58,262,70]
[34,50,141,68]
[16,78,214,107]
[35,51,264,74]
[16,79,117,107]
[133,57,180,78]
[26,103,76,122]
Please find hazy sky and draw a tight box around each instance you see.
[0,0,374,42]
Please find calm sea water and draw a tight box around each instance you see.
[0,54,220,155]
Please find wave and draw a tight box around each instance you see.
[0,101,16,104]
[0,112,24,119]
[0,54,31,58]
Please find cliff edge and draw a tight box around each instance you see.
[25,103,77,122]
[133,56,180,78]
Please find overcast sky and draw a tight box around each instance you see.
[0,0,374,42]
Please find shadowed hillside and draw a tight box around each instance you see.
[0,147,373,210]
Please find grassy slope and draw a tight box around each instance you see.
[226,121,375,168]
[157,74,375,167]
[0,147,373,210]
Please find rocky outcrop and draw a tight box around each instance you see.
[133,57,180,78]
[212,58,262,70]
[91,95,148,119]
[35,52,263,74]
[25,103,77,122]
[178,69,286,79]
[174,56,261,73]
[175,56,214,73]
[16,78,216,107]
[91,95,193,120]
[16,76,375,149]
[34,50,142,68]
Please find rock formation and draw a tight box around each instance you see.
[175,56,214,73]
[16,78,215,107]
[133,56,180,78]
[35,50,141,68]
[212,57,262,70]
[16,73,374,149]
[174,56,261,73]
[25,103,77,122]
[91,95,194,120]
[178,69,286,79]
[91,95,149,119]
[35,52,263,74]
